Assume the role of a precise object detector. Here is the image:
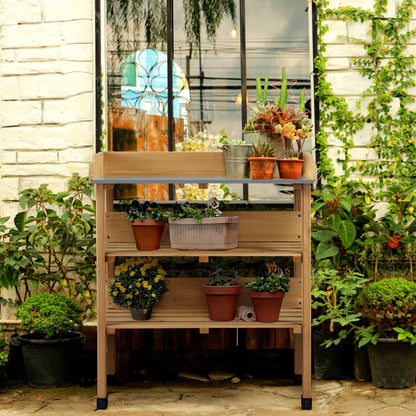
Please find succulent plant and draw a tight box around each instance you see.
[249,142,276,158]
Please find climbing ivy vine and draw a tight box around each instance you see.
[314,0,416,188]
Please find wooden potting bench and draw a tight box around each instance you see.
[89,151,313,410]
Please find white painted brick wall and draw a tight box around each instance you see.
[322,0,413,176]
[0,0,95,216]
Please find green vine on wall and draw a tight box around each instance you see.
[314,0,416,187]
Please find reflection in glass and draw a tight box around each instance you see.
[105,0,311,200]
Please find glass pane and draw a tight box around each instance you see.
[174,1,240,139]
[105,1,312,201]
[244,0,311,200]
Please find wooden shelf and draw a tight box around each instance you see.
[92,174,314,185]
[106,307,303,334]
[91,151,312,409]
[105,242,303,261]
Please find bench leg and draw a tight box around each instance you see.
[294,332,302,384]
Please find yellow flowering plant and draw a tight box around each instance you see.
[109,257,168,311]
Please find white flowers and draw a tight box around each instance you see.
[175,131,222,152]
[175,184,231,201]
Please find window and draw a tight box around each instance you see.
[101,0,313,200]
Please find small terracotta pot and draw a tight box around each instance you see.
[248,157,277,180]
[202,284,242,321]
[277,159,304,179]
[249,291,285,323]
[131,219,165,250]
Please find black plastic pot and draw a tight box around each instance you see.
[312,330,354,380]
[7,333,26,381]
[367,338,416,388]
[354,342,371,382]
[18,332,85,388]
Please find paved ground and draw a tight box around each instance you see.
[2,378,416,416]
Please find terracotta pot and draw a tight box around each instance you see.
[202,284,242,321]
[129,307,152,320]
[248,157,277,180]
[277,159,304,179]
[387,235,401,249]
[131,219,165,250]
[249,291,285,323]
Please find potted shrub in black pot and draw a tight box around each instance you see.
[355,277,416,388]
[202,263,242,321]
[311,268,369,380]
[15,292,85,388]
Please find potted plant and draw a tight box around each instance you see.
[311,268,369,380]
[109,257,168,320]
[245,261,290,323]
[15,292,85,387]
[202,263,242,321]
[167,198,239,250]
[354,277,416,388]
[123,200,168,250]
[247,141,277,180]
[243,70,288,150]
[0,174,96,315]
[275,106,313,179]
[218,129,252,178]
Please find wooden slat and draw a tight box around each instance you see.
[89,151,226,178]
[106,307,302,330]
[105,242,303,260]
[105,211,302,244]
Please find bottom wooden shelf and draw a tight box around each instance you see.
[106,307,303,334]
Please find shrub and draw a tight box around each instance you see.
[15,292,83,339]
[355,278,416,345]
[0,174,96,318]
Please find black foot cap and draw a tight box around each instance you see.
[301,397,312,410]
[293,374,302,385]
[97,397,108,410]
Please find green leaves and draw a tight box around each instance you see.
[0,174,96,316]
[315,1,416,187]
[338,220,356,249]
[316,241,339,260]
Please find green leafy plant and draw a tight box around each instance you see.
[15,292,83,339]
[314,1,416,186]
[355,277,416,346]
[219,129,244,146]
[312,268,369,346]
[168,197,222,223]
[208,262,241,286]
[109,257,168,311]
[245,261,290,292]
[0,174,96,317]
[123,200,168,222]
[311,184,377,272]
